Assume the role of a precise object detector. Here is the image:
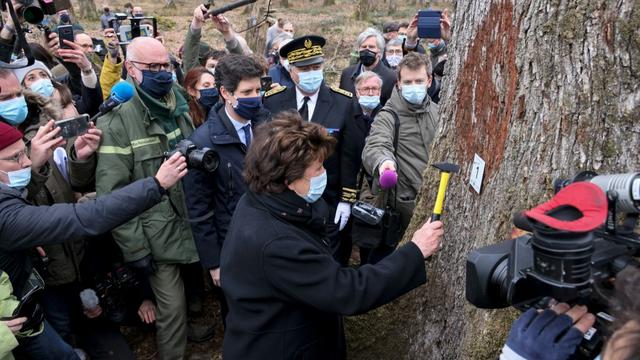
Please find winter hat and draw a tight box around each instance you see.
[12,61,52,85]
[0,122,23,151]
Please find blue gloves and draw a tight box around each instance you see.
[500,308,586,360]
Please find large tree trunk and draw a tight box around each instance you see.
[347,0,640,358]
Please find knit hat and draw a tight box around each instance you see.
[12,61,52,84]
[0,122,23,151]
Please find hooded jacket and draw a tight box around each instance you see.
[362,86,439,202]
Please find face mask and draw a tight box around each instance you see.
[0,96,28,126]
[139,70,173,99]
[359,49,378,67]
[30,78,55,97]
[398,35,407,42]
[198,87,219,109]
[301,171,327,203]
[0,167,31,189]
[401,84,428,105]
[428,41,446,53]
[386,54,402,67]
[232,96,262,120]
[281,59,290,72]
[358,95,380,111]
[207,67,215,76]
[297,69,323,93]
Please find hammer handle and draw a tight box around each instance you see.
[431,214,441,222]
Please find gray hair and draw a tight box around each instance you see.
[356,27,385,52]
[272,32,293,49]
[386,38,404,48]
[354,70,383,89]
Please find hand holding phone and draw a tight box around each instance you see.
[58,24,74,49]
[55,114,90,140]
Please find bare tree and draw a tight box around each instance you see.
[77,0,97,20]
[355,0,369,20]
[346,0,640,358]
[281,0,289,8]
[388,0,397,15]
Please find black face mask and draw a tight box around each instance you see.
[359,49,377,67]
[197,87,219,109]
[140,70,173,99]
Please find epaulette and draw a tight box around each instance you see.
[264,86,287,97]
[330,86,353,98]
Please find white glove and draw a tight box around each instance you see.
[334,202,351,231]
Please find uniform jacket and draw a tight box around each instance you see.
[0,178,164,295]
[362,87,439,202]
[220,190,427,360]
[95,79,199,265]
[263,83,359,207]
[339,60,397,107]
[182,103,266,270]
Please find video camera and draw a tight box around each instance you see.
[164,139,219,173]
[466,172,640,359]
[109,14,157,45]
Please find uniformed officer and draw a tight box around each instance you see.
[263,35,359,249]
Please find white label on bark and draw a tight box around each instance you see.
[469,154,485,194]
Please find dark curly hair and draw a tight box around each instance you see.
[213,54,263,99]
[243,110,336,194]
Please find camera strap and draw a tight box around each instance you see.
[0,0,35,69]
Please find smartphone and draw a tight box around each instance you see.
[260,76,273,93]
[55,114,90,139]
[58,24,75,49]
[418,10,442,39]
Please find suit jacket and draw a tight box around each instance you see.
[339,61,397,107]
[263,83,359,206]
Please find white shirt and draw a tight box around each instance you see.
[224,107,252,146]
[295,88,319,121]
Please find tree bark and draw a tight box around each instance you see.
[347,0,640,358]
[77,0,97,20]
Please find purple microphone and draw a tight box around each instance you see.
[379,169,398,190]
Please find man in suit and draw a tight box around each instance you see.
[339,28,396,107]
[263,35,359,257]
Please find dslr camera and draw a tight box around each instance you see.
[0,0,63,24]
[466,172,640,359]
[163,139,219,173]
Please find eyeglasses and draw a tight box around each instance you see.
[0,149,29,165]
[357,87,381,95]
[129,60,174,73]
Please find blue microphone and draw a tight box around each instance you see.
[92,81,135,122]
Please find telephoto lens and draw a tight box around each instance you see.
[589,173,640,213]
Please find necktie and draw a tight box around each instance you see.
[242,123,252,148]
[299,96,310,122]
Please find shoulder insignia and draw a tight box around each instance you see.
[264,86,287,97]
[330,86,353,98]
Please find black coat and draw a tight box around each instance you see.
[339,61,397,107]
[0,177,163,294]
[220,190,427,360]
[263,83,358,207]
[267,64,294,89]
[182,103,266,270]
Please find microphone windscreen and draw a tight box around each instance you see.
[111,81,135,103]
[379,169,398,190]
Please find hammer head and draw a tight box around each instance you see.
[432,162,460,174]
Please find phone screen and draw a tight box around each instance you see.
[58,25,75,49]
[260,76,273,92]
[55,114,90,139]
[417,10,442,40]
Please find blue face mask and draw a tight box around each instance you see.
[397,35,407,42]
[1,167,31,189]
[232,96,262,120]
[30,78,55,97]
[140,70,173,99]
[428,41,446,53]
[386,54,402,67]
[358,95,380,111]
[297,69,323,93]
[301,171,327,203]
[401,84,427,105]
[198,87,219,109]
[0,96,28,126]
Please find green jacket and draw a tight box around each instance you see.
[182,25,245,73]
[0,271,18,360]
[95,79,199,264]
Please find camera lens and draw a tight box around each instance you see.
[188,149,219,173]
[21,2,45,24]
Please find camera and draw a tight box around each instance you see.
[94,264,140,323]
[163,139,219,173]
[352,201,385,225]
[1,0,66,24]
[465,172,640,359]
[109,15,157,45]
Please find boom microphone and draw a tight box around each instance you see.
[91,81,135,122]
[206,0,257,16]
